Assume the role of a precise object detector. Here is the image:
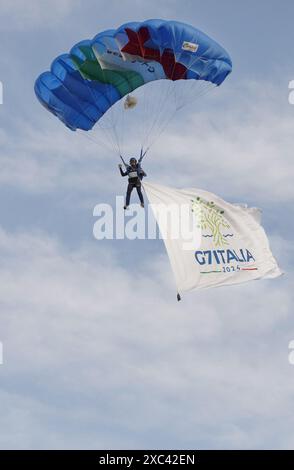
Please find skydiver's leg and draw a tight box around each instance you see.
[125,183,133,207]
[136,184,144,206]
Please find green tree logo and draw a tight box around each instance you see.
[191,197,231,247]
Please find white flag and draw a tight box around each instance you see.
[143,181,282,295]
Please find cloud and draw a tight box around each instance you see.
[148,81,294,203]
[0,119,114,196]
[1,80,293,207]
[1,0,80,31]
[0,7,293,449]
[0,227,293,449]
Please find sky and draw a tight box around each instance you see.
[0,0,294,450]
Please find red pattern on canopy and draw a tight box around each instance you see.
[121,27,187,80]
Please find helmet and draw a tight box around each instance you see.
[129,157,137,165]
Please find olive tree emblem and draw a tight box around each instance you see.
[191,197,231,247]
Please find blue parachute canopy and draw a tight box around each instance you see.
[35,19,232,132]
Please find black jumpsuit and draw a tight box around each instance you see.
[119,164,146,206]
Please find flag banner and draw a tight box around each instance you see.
[143,181,282,294]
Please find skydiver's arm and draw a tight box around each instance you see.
[139,168,147,180]
[138,147,148,163]
[120,155,128,167]
[118,164,127,177]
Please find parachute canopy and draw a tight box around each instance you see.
[34,19,232,133]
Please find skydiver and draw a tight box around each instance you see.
[118,151,147,210]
